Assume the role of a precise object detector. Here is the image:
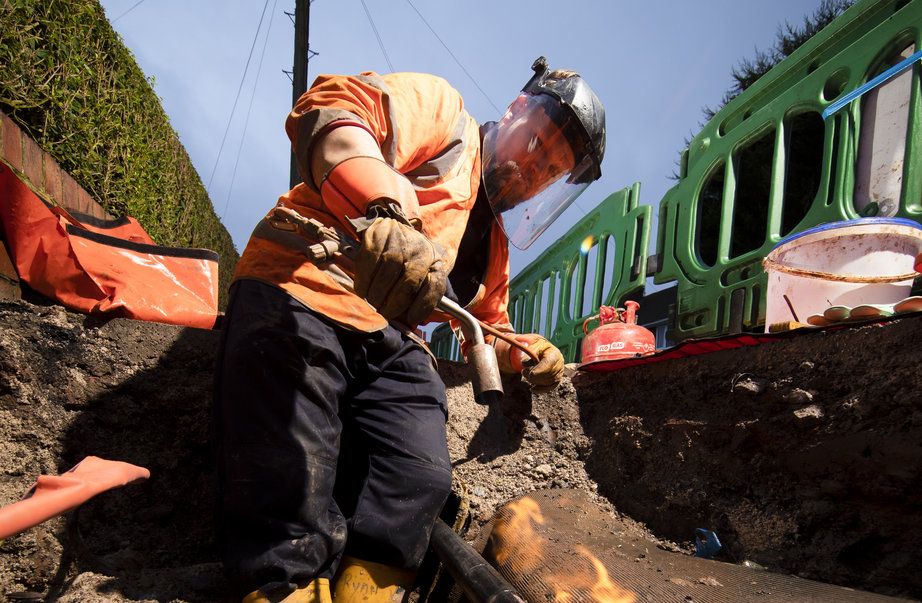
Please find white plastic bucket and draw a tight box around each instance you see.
[763,218,922,330]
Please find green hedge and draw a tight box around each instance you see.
[0,0,238,307]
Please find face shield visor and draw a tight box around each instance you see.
[482,92,597,250]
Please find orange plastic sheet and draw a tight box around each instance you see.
[0,456,150,540]
[64,209,155,244]
[0,164,219,328]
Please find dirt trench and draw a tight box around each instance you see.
[572,318,922,599]
[0,297,920,601]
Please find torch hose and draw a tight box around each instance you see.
[477,321,541,365]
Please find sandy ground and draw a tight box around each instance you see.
[572,318,922,599]
[1,298,920,601]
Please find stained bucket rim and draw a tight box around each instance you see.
[769,217,922,254]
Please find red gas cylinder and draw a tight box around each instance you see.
[580,301,656,364]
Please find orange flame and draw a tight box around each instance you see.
[491,497,636,602]
[580,546,635,603]
[542,546,636,603]
[491,496,545,568]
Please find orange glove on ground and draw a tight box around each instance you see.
[495,333,565,391]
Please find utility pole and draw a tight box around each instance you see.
[290,0,311,188]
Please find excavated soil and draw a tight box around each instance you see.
[0,298,627,603]
[0,299,221,602]
[573,317,922,599]
[0,297,920,601]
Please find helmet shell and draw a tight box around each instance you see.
[522,56,606,182]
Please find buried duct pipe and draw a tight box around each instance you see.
[428,520,525,603]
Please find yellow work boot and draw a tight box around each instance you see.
[332,556,415,603]
[243,578,333,603]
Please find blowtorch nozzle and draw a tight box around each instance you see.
[436,299,505,405]
[466,343,504,406]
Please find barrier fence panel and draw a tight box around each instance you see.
[653,0,922,340]
[430,322,462,362]
[430,184,651,362]
[433,0,922,355]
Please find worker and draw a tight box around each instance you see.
[214,56,606,603]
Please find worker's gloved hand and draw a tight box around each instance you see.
[496,334,565,392]
[354,217,449,326]
[519,335,565,391]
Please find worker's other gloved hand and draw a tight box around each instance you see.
[519,335,565,391]
[354,217,449,326]
[496,334,565,392]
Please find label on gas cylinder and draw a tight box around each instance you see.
[595,341,655,353]
[596,342,626,352]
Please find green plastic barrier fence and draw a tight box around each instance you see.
[431,184,651,362]
[430,319,461,362]
[655,0,922,339]
[433,0,922,356]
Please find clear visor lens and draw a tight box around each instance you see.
[498,158,592,249]
[483,93,594,250]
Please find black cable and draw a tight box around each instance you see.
[206,0,271,193]
[429,521,525,602]
[405,0,500,115]
[222,0,278,219]
[359,0,395,73]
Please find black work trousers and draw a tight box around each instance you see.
[214,279,452,594]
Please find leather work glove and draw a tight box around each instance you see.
[354,217,449,326]
[495,333,565,392]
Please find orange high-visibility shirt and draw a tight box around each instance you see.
[233,71,512,332]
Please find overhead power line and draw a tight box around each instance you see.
[404,0,501,115]
[403,3,587,216]
[113,0,147,22]
[359,0,395,73]
[206,0,271,193]
[223,0,278,219]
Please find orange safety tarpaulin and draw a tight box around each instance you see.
[0,456,150,540]
[65,209,155,244]
[0,164,219,329]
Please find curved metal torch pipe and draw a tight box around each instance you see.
[437,297,484,344]
[437,298,503,405]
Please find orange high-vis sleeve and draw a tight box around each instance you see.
[236,71,508,332]
[321,156,421,223]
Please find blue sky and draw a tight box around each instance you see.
[99,0,826,277]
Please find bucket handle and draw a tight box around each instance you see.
[762,257,918,283]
